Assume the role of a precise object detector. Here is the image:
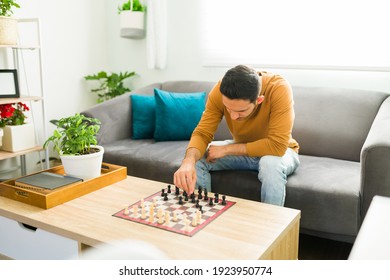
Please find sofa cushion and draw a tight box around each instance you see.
[130,95,156,139]
[285,155,361,238]
[153,88,206,141]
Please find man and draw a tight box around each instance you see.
[173,65,300,206]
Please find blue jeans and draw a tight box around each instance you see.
[195,142,300,206]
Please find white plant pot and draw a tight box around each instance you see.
[60,145,104,180]
[0,16,18,45]
[120,11,145,39]
[1,123,36,152]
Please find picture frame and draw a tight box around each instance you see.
[0,69,20,98]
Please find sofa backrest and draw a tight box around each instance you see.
[292,86,389,162]
[132,81,389,162]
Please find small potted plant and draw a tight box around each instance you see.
[84,70,136,103]
[0,102,36,152]
[118,0,146,39]
[0,0,20,45]
[43,113,104,180]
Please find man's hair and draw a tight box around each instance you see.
[220,65,261,103]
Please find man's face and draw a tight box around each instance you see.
[222,95,257,121]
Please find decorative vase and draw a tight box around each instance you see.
[1,123,36,152]
[120,10,145,39]
[0,16,18,45]
[60,145,104,180]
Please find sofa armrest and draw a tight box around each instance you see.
[360,96,390,220]
[81,83,160,145]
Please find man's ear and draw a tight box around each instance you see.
[256,95,265,104]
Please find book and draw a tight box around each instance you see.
[15,172,83,191]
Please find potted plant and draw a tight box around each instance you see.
[43,113,104,180]
[84,70,136,103]
[0,0,20,45]
[0,102,36,152]
[118,0,146,39]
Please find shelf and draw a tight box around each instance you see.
[0,45,40,50]
[0,146,43,161]
[0,96,43,105]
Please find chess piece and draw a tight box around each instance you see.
[124,206,130,215]
[161,188,165,197]
[172,211,178,222]
[153,197,157,207]
[214,193,219,203]
[175,186,180,195]
[167,185,171,193]
[184,218,190,232]
[195,199,200,208]
[203,189,208,201]
[164,211,170,225]
[164,193,168,201]
[184,193,189,201]
[191,215,197,227]
[196,210,201,224]
[132,205,138,217]
[149,205,155,223]
[141,205,146,219]
[199,205,203,213]
[209,197,214,206]
[178,196,183,205]
[157,208,164,224]
[222,195,227,205]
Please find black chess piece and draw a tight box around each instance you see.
[198,191,203,200]
[191,196,196,203]
[204,189,208,201]
[175,186,180,195]
[161,188,165,197]
[178,195,183,205]
[199,205,203,213]
[195,199,200,208]
[209,197,214,206]
[167,185,171,193]
[184,194,189,201]
[222,195,226,205]
[214,193,219,203]
[164,193,168,201]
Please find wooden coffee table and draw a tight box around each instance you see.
[0,176,300,259]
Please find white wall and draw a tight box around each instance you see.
[1,0,390,176]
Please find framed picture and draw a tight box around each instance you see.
[0,69,20,98]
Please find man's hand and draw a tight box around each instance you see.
[173,148,201,195]
[206,145,227,162]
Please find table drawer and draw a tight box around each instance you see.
[0,216,78,259]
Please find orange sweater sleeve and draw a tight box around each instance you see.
[187,82,224,156]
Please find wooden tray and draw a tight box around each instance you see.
[0,163,127,209]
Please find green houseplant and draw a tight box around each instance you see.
[84,71,136,103]
[118,0,146,39]
[0,0,20,45]
[43,113,104,180]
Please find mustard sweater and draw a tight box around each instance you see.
[187,72,299,157]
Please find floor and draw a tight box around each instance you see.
[298,234,353,260]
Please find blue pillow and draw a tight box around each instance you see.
[154,88,206,141]
[130,94,156,139]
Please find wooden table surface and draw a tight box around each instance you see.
[0,175,300,259]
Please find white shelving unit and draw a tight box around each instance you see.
[0,18,49,175]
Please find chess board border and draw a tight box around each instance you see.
[112,188,236,237]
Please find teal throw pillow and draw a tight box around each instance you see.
[130,94,156,139]
[154,88,206,141]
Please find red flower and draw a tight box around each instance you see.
[0,102,29,127]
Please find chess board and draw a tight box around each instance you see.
[113,185,235,237]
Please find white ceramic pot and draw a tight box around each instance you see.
[1,123,36,152]
[0,16,18,45]
[60,145,104,180]
[120,11,145,39]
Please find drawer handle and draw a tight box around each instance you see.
[19,223,37,232]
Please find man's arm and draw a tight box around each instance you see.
[173,147,202,195]
[207,143,247,162]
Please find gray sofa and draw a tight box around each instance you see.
[82,81,390,243]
